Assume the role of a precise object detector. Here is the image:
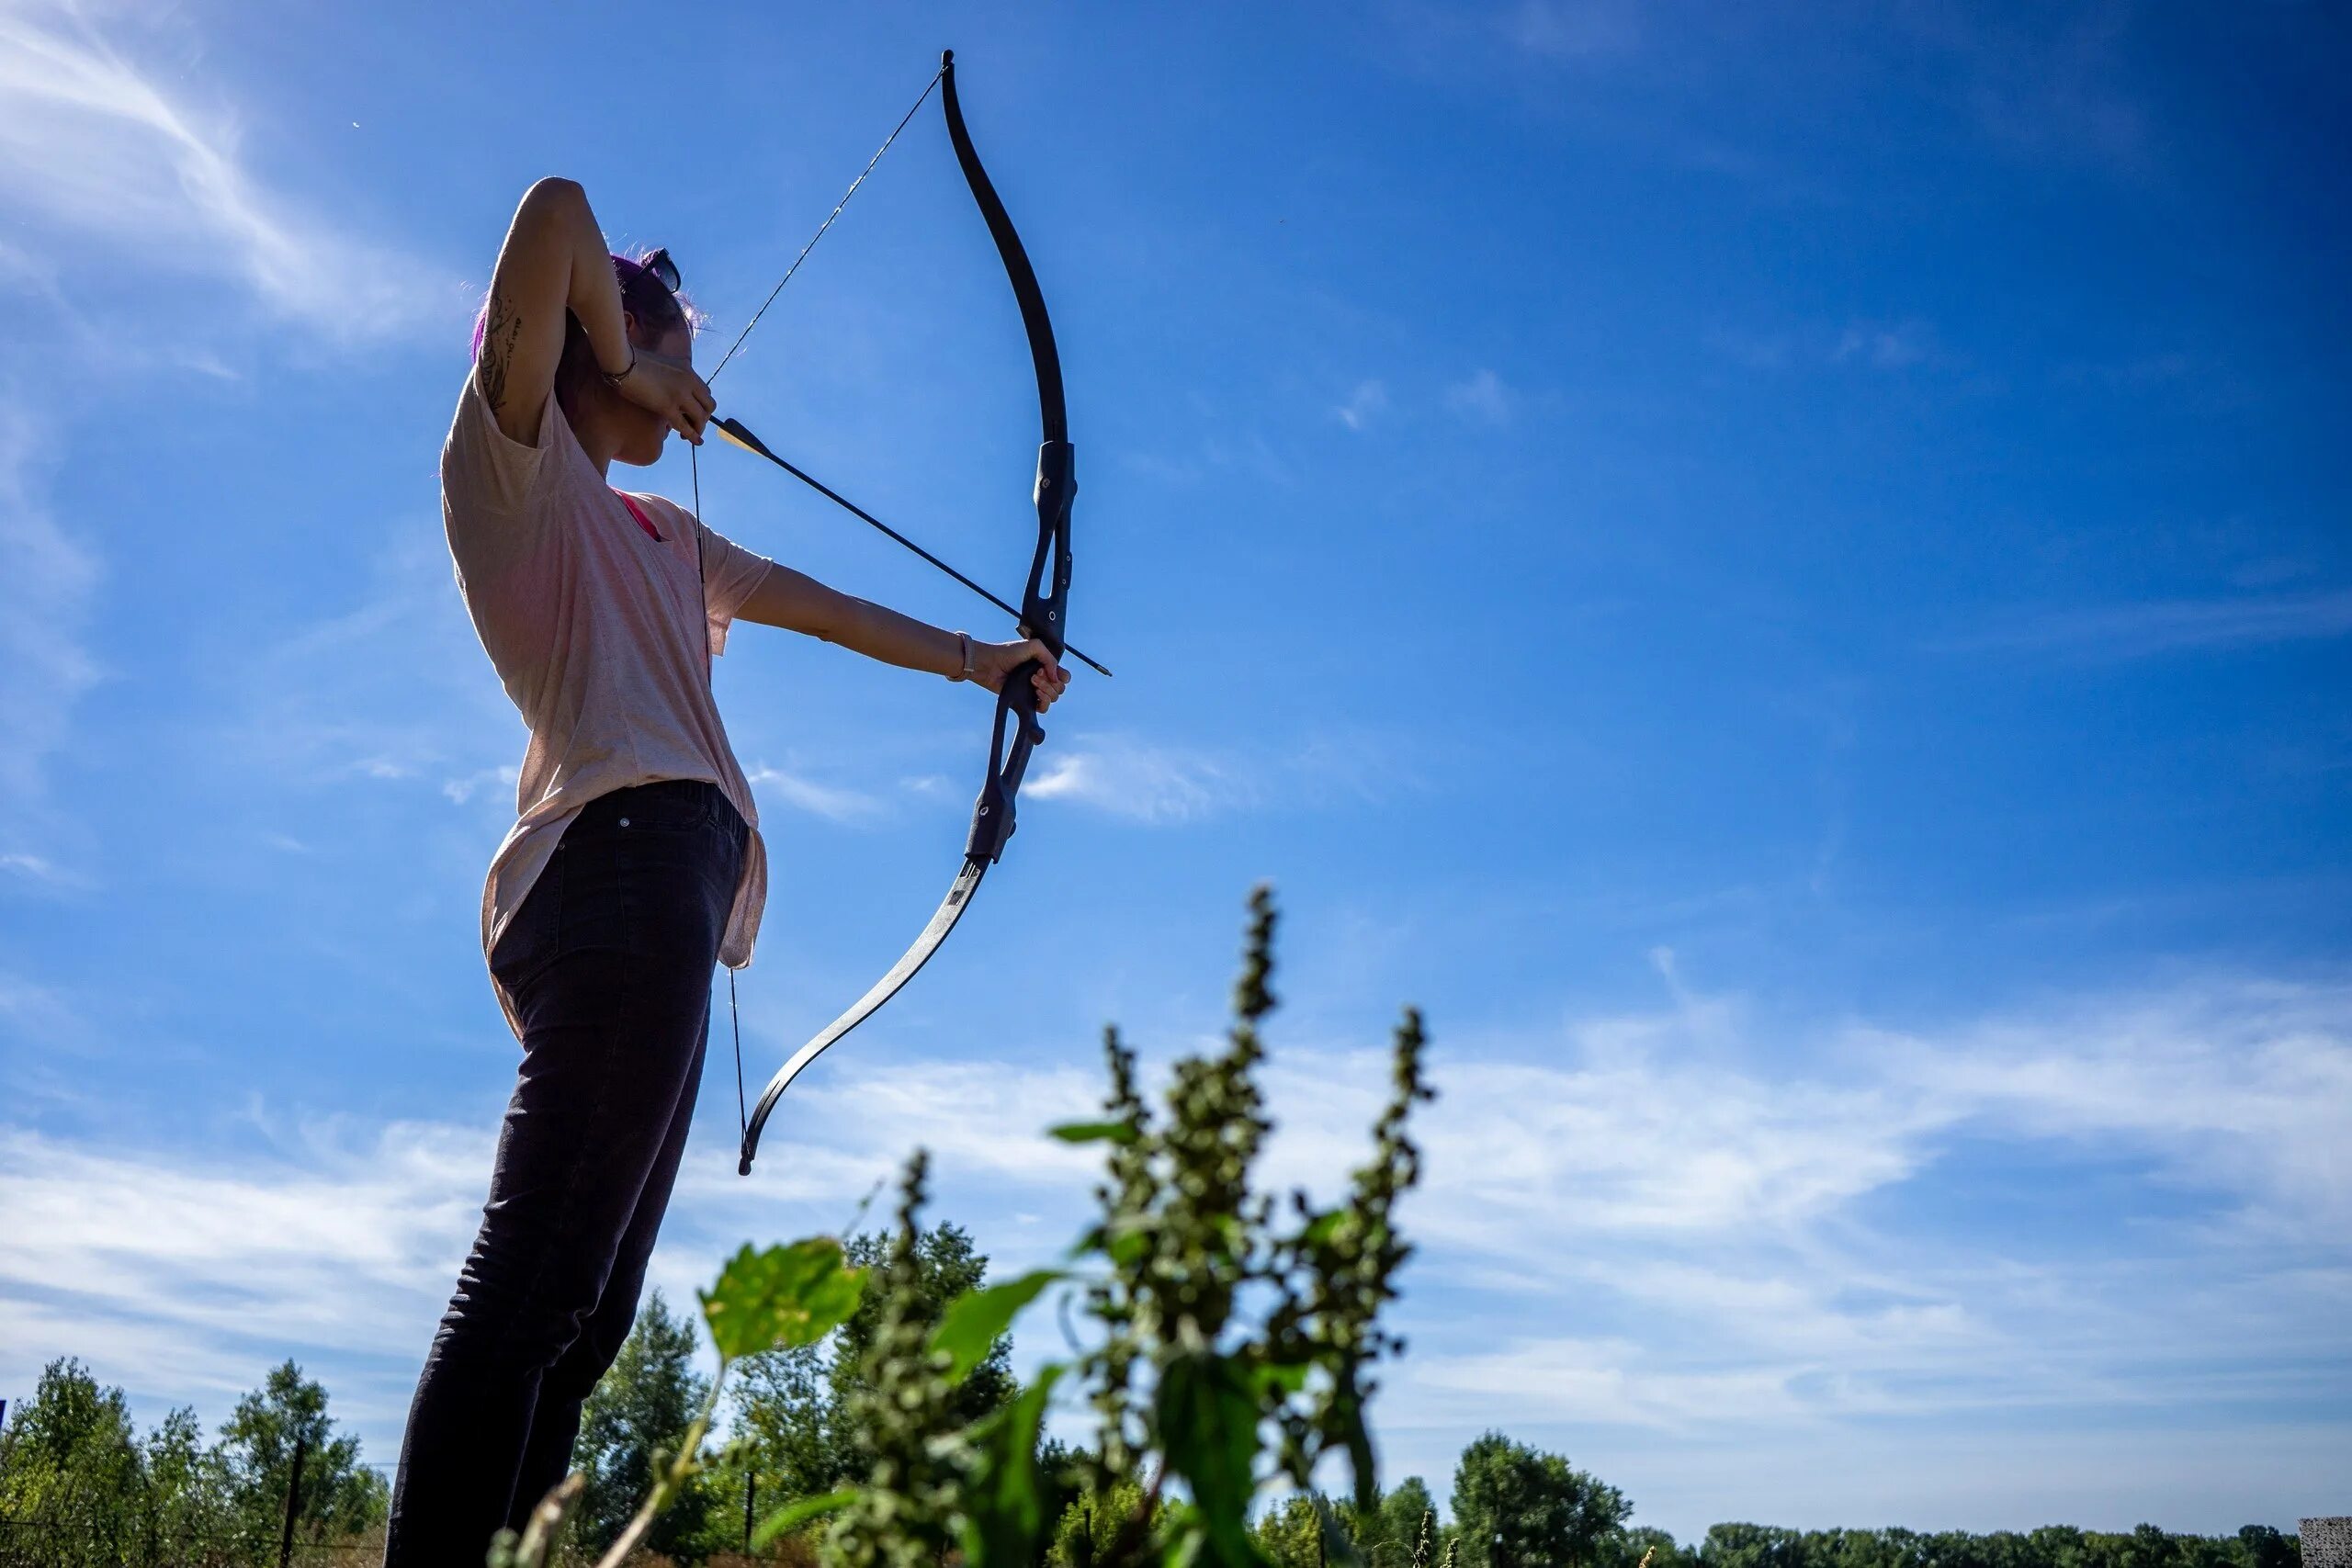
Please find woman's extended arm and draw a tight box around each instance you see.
[737,564,1068,708]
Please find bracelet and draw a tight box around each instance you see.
[950,630,974,682]
[599,344,637,387]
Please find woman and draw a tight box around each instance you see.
[385,176,1067,1565]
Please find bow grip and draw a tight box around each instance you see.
[967,669,1044,864]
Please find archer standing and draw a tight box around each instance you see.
[384,176,1068,1567]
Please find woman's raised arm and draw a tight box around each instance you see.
[473,178,634,444]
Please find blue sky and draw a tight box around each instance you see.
[2,0,2346,1542]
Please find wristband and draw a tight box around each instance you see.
[600,344,637,387]
[950,630,974,682]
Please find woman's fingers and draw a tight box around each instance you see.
[1029,647,1069,712]
[970,637,1072,710]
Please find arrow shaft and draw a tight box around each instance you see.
[713,416,1110,677]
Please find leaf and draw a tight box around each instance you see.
[1296,1211,1345,1247]
[959,1363,1065,1568]
[1102,1214,1156,1268]
[699,1238,866,1361]
[931,1269,1066,1383]
[1049,1119,1138,1145]
[1155,1350,1267,1568]
[1252,1357,1313,1397]
[752,1487,860,1550]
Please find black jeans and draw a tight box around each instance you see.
[385,779,746,1568]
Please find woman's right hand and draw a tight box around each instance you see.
[613,346,715,444]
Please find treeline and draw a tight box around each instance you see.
[0,1358,385,1566]
[0,1307,2308,1568]
[560,1263,2305,1568]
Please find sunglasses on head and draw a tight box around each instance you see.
[639,247,681,294]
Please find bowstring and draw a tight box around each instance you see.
[707,62,946,386]
[693,61,946,1145]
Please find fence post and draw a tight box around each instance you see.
[277,1436,308,1568]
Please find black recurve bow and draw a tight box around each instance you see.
[701,51,1088,1175]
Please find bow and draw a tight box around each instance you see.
[698,51,1086,1175]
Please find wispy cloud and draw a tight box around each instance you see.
[1444,368,1516,425]
[1334,379,1390,432]
[0,401,103,814]
[743,762,890,823]
[1025,735,1251,823]
[1923,8,2151,175]
[1361,971,2352,1450]
[1949,591,2352,660]
[0,2,441,341]
[1502,0,1641,62]
[212,525,517,795]
[0,851,96,892]
[1710,319,1947,374]
[1024,728,1405,824]
[1834,318,1937,369]
[440,764,520,807]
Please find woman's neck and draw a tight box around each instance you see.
[561,387,625,479]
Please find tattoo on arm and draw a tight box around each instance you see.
[476,295,523,416]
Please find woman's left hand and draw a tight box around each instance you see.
[971,637,1070,714]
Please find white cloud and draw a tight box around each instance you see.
[1025,735,1249,823]
[1834,319,1936,368]
[1335,379,1390,432]
[0,2,440,341]
[0,851,96,891]
[1024,728,1405,825]
[743,762,889,823]
[440,764,521,807]
[1883,981,2352,1242]
[1444,368,1515,425]
[1710,319,1947,375]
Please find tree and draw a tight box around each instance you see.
[1051,1478,1153,1568]
[1610,1527,1698,1568]
[571,1288,713,1558]
[216,1359,387,1550]
[1449,1432,1629,1568]
[1252,1492,1339,1568]
[729,1218,1019,1506]
[1374,1478,1438,1567]
[1702,1524,1808,1568]
[0,1359,148,1568]
[141,1405,243,1566]
[2234,1528,2299,1568]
